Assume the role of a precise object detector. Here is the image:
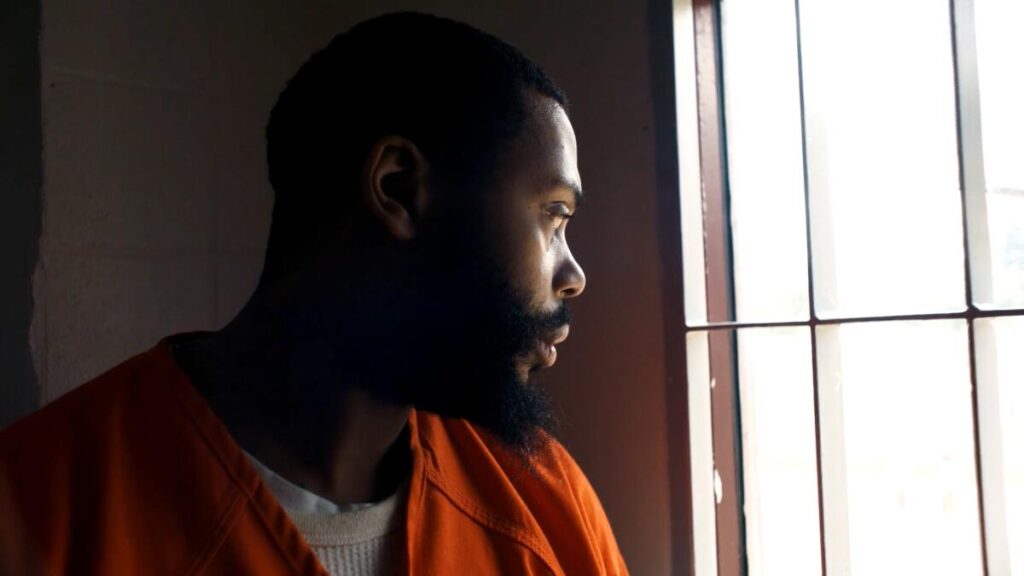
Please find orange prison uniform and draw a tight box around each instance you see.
[0,341,628,575]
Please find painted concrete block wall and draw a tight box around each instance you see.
[33,1,673,573]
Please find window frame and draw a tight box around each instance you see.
[660,0,1024,574]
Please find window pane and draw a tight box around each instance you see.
[976,192,1024,309]
[974,0,1024,309]
[688,327,821,576]
[800,2,966,318]
[976,0,1024,197]
[737,327,820,576]
[975,316,1024,575]
[719,0,809,322]
[816,321,983,575]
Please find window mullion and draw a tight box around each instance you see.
[693,1,745,575]
[950,0,1002,574]
[792,0,830,573]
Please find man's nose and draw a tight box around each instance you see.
[555,248,586,299]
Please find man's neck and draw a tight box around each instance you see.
[171,298,412,506]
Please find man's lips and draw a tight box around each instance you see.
[547,325,570,347]
[535,325,570,369]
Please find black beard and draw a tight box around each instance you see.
[369,255,569,458]
[275,211,570,460]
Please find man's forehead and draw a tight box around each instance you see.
[525,100,581,194]
[486,93,581,207]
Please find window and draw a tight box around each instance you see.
[670,0,1024,574]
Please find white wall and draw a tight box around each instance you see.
[33,2,672,573]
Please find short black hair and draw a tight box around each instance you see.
[263,12,566,276]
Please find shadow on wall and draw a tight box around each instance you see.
[0,0,42,427]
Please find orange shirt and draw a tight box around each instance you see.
[0,341,628,575]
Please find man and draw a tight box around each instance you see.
[0,12,627,575]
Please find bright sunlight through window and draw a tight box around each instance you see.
[672,0,1024,574]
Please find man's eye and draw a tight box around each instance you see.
[547,206,573,225]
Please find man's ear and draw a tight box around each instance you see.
[360,135,431,240]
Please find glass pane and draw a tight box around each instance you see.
[816,321,983,575]
[974,0,1024,309]
[720,0,810,322]
[800,2,966,317]
[975,316,1024,575]
[737,327,820,576]
[976,192,1024,309]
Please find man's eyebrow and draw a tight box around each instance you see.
[550,177,584,209]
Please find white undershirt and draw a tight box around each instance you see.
[244,452,403,575]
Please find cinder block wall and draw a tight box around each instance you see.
[31,2,673,573]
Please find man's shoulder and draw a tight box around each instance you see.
[412,411,627,574]
[0,346,168,570]
[1,345,164,453]
[0,343,197,520]
[413,410,586,501]
[0,342,268,574]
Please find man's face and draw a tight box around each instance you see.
[482,97,587,379]
[291,95,585,458]
[381,96,585,455]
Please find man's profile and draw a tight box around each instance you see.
[0,12,627,575]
